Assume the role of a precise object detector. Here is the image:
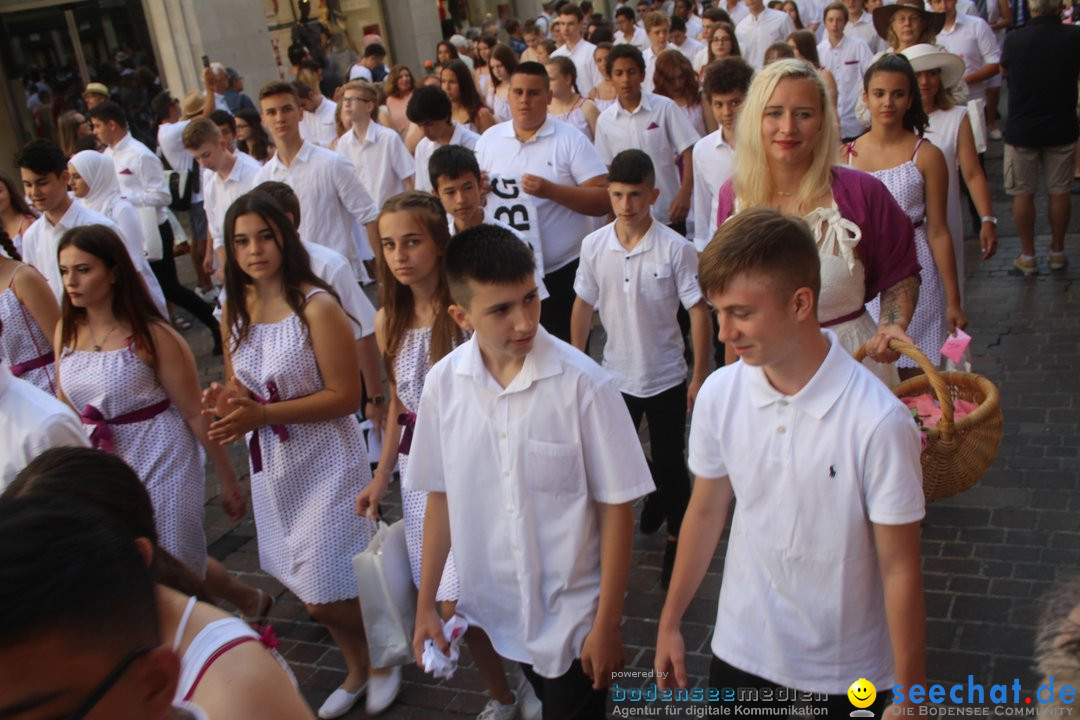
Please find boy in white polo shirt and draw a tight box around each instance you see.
[654,208,926,715]
[570,150,709,590]
[407,225,654,720]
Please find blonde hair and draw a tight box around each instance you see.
[342,79,381,121]
[732,59,838,213]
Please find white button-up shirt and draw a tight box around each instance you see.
[336,122,415,209]
[253,141,379,280]
[0,362,90,489]
[936,14,1000,100]
[594,93,701,225]
[404,327,654,678]
[304,241,376,339]
[688,331,924,694]
[614,25,650,51]
[674,36,706,63]
[299,97,339,147]
[551,38,604,96]
[104,133,171,225]
[21,200,168,318]
[475,118,608,273]
[157,120,202,203]
[414,122,480,194]
[691,127,736,251]
[844,11,886,54]
[574,219,702,397]
[205,152,262,250]
[735,8,797,68]
[817,34,875,139]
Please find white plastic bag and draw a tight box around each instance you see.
[352,520,416,668]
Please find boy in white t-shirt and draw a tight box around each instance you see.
[654,208,926,715]
[406,225,654,720]
[570,149,710,589]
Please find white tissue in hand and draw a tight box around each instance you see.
[421,615,469,679]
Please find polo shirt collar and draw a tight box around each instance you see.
[50,199,82,230]
[605,218,658,257]
[746,329,854,419]
[497,117,556,142]
[270,141,314,171]
[351,123,376,145]
[453,325,563,392]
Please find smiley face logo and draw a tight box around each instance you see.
[848,678,877,709]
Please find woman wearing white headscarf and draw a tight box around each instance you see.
[66,151,172,327]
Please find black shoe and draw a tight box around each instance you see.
[661,538,678,589]
[640,490,665,535]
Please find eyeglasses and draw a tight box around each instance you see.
[62,645,152,720]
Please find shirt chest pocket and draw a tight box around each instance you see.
[524,439,585,496]
[640,261,674,300]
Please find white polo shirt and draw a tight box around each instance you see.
[574,218,701,397]
[299,97,339,147]
[691,128,735,251]
[205,152,262,250]
[475,118,608,273]
[336,122,415,209]
[614,25,650,51]
[936,14,1000,100]
[414,122,480,194]
[104,133,171,225]
[594,93,701,226]
[735,8,797,68]
[403,326,655,678]
[844,12,886,54]
[253,141,379,280]
[0,362,89,489]
[157,120,203,203]
[551,38,604,96]
[674,36,706,63]
[21,200,168,318]
[817,34,874,139]
[688,330,925,694]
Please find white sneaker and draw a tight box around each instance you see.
[477,695,520,720]
[317,684,366,719]
[507,665,542,720]
[365,666,402,716]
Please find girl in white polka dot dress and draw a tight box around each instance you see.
[205,191,393,718]
[53,225,244,581]
[355,192,529,719]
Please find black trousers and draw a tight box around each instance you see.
[540,259,578,344]
[149,220,219,340]
[709,656,889,716]
[623,382,691,537]
[520,659,608,720]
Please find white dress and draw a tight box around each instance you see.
[0,268,55,394]
[59,342,207,577]
[862,139,949,368]
[395,327,460,602]
[926,106,968,298]
[551,97,594,141]
[230,290,376,604]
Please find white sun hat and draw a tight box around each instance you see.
[901,43,966,89]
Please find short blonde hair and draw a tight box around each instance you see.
[645,10,671,30]
[341,80,380,121]
[732,59,838,213]
[181,117,221,150]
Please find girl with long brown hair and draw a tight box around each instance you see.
[205,191,398,718]
[0,231,58,393]
[53,224,246,592]
[354,191,533,719]
[382,64,415,135]
[654,49,716,136]
[0,171,37,260]
[234,108,274,164]
[440,59,495,133]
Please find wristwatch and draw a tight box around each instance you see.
[980,216,998,225]
[369,395,386,405]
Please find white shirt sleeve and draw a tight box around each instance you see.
[31,412,92,456]
[129,151,172,210]
[664,100,703,154]
[568,130,609,182]
[862,405,926,525]
[974,17,1001,64]
[579,376,656,504]
[388,132,416,182]
[592,118,616,166]
[571,240,600,307]
[402,375,446,493]
[330,261,376,339]
[672,238,703,309]
[691,141,712,249]
[688,374,729,479]
[331,153,378,225]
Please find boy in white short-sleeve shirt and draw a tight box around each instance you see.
[407,224,654,719]
[655,208,926,715]
[406,86,480,194]
[595,44,701,230]
[614,6,651,50]
[692,58,752,252]
[735,0,797,68]
[571,149,710,589]
[550,5,604,96]
[336,80,415,207]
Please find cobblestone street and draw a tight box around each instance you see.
[185,138,1080,718]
